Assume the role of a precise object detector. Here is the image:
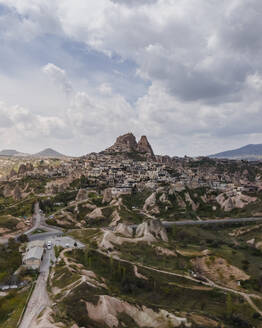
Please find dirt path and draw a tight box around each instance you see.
[95,249,262,316]
[243,294,262,316]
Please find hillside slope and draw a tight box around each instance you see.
[32,148,66,158]
[210,144,262,160]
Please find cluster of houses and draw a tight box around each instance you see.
[5,151,262,196]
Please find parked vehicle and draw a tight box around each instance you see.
[47,240,52,249]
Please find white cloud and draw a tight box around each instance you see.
[1,1,262,155]
[43,63,73,95]
[4,0,259,103]
[98,83,112,96]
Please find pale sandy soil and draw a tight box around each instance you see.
[192,255,249,289]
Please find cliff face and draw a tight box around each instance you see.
[109,133,138,153]
[137,136,154,157]
[105,133,155,158]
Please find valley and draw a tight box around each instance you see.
[1,133,262,327]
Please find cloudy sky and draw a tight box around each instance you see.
[0,0,262,156]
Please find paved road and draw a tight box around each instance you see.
[27,203,63,241]
[131,209,262,228]
[19,205,83,328]
[23,203,41,236]
[132,209,262,229]
[29,231,63,241]
[162,216,262,227]
[0,203,42,244]
[19,249,54,328]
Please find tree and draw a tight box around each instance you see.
[226,294,233,318]
[8,237,16,248]
[171,225,176,239]
[17,234,29,243]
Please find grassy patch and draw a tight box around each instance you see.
[69,229,100,245]
[0,287,30,328]
[0,215,19,232]
[122,191,151,210]
[115,241,191,273]
[0,240,21,284]
[65,248,259,327]
[118,206,146,224]
[52,263,80,290]
[32,228,47,234]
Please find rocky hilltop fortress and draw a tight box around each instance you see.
[103,132,155,159]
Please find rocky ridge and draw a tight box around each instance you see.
[104,133,155,158]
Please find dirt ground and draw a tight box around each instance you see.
[192,255,249,289]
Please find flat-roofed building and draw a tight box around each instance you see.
[23,246,43,270]
[26,240,45,251]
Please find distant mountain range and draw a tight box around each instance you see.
[0,149,29,157]
[2,140,262,161]
[209,144,262,160]
[32,148,66,158]
[0,148,67,158]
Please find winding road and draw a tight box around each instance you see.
[17,204,262,326]
[27,203,62,240]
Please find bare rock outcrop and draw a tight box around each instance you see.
[17,162,33,175]
[16,221,26,230]
[31,306,65,328]
[105,133,138,153]
[192,256,249,289]
[143,193,156,211]
[151,205,160,214]
[3,184,12,197]
[159,193,170,204]
[103,188,113,204]
[110,210,121,227]
[87,208,104,219]
[99,220,168,250]
[216,192,257,212]
[137,135,155,157]
[104,132,155,158]
[83,203,96,210]
[13,184,22,201]
[155,155,172,165]
[176,194,186,209]
[76,189,89,202]
[136,219,168,242]
[185,192,198,211]
[18,164,27,175]
[46,180,71,194]
[114,223,133,237]
[85,295,188,328]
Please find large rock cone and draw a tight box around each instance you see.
[13,184,22,201]
[76,189,89,201]
[136,219,168,242]
[137,135,155,157]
